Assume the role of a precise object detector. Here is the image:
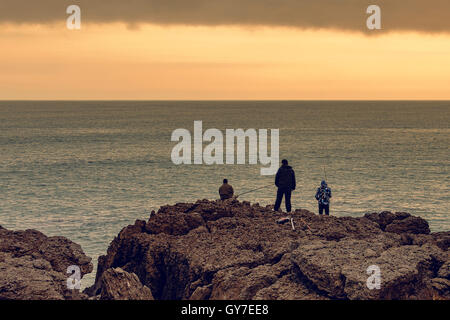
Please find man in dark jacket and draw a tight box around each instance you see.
[315,180,332,215]
[274,159,296,212]
[219,179,234,200]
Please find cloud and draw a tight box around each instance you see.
[0,0,449,33]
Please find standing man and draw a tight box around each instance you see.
[219,179,234,200]
[315,180,332,215]
[274,159,296,212]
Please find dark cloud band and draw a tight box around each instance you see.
[0,0,449,33]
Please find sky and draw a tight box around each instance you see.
[1,1,450,100]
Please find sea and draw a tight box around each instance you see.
[1,101,449,287]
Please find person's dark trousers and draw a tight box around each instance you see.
[319,203,330,216]
[274,188,292,212]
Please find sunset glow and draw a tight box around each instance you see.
[1,18,450,100]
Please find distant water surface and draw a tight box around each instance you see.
[0,101,449,287]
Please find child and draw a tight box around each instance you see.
[315,180,332,216]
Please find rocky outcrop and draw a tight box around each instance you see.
[290,238,445,299]
[0,227,93,300]
[364,211,430,234]
[89,268,154,300]
[2,201,447,301]
[88,200,449,300]
[431,232,450,251]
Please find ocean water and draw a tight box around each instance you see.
[0,101,449,287]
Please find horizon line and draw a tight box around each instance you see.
[1,99,450,102]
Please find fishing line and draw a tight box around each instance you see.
[321,137,331,182]
[236,184,273,198]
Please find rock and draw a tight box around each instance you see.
[0,227,93,300]
[93,268,154,300]
[385,216,430,235]
[4,201,446,301]
[190,285,212,300]
[0,228,93,276]
[432,232,450,251]
[438,261,450,279]
[363,248,378,258]
[253,273,327,300]
[291,239,445,299]
[431,278,450,297]
[364,211,410,230]
[208,253,324,300]
[37,236,94,275]
[210,264,281,300]
[145,212,205,236]
[87,200,449,300]
[365,211,430,235]
[0,252,82,300]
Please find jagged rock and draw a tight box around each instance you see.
[291,239,445,299]
[0,252,85,300]
[92,268,154,300]
[364,211,411,230]
[208,252,325,300]
[145,212,205,236]
[365,211,430,235]
[253,273,327,300]
[438,261,450,279]
[88,199,449,300]
[0,227,93,300]
[385,216,430,235]
[190,285,212,300]
[431,278,450,297]
[432,232,450,251]
[209,256,289,300]
[0,228,93,276]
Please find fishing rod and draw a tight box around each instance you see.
[321,140,330,182]
[235,183,313,233]
[322,165,328,182]
[236,184,273,198]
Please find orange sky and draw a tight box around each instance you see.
[1,23,450,100]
